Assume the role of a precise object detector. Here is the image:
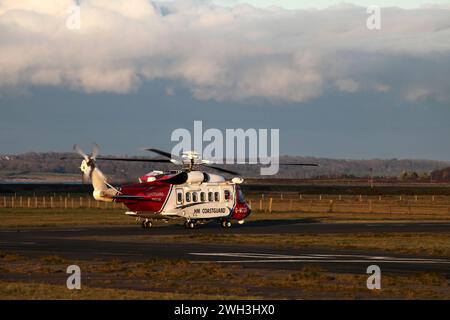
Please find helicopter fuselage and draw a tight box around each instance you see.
[115,172,251,225]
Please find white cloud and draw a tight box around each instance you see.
[0,1,449,103]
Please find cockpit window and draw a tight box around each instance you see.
[192,192,198,202]
[224,190,232,201]
[200,192,206,202]
[208,192,213,202]
[237,188,246,203]
[185,192,191,202]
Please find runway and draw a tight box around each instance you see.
[1,220,450,276]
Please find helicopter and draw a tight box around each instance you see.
[69,144,318,229]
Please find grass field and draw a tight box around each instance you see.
[0,204,450,228]
[1,254,448,300]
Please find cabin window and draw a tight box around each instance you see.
[192,192,198,202]
[208,192,213,202]
[185,192,191,203]
[176,189,183,205]
[214,192,220,202]
[200,192,206,202]
[224,190,232,201]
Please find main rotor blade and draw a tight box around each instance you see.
[96,157,173,163]
[144,148,173,159]
[203,164,240,175]
[279,163,320,167]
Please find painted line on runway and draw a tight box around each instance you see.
[189,252,450,265]
[191,259,450,264]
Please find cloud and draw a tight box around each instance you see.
[0,1,449,103]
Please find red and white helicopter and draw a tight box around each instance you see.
[69,144,318,229]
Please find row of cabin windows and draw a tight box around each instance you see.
[177,190,232,204]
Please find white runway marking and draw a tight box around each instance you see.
[0,241,36,245]
[189,252,450,265]
[0,228,86,233]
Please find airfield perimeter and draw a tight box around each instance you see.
[1,183,450,299]
[1,208,450,299]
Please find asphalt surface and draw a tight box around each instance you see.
[1,220,450,276]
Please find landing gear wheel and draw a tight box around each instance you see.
[142,219,152,229]
[184,220,196,229]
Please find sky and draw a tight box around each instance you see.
[214,0,450,9]
[1,0,450,160]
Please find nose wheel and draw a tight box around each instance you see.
[221,220,232,228]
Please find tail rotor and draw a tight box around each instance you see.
[74,144,99,183]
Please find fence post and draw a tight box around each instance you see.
[259,199,262,211]
[11,196,14,209]
[329,200,334,213]
[268,198,273,213]
[19,196,23,208]
[27,197,31,208]
[43,196,46,209]
[50,197,53,209]
[80,197,83,208]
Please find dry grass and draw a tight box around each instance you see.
[0,206,449,229]
[0,281,255,300]
[1,254,448,299]
[0,208,132,228]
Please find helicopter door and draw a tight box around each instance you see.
[176,189,183,205]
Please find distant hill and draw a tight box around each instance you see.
[0,152,448,183]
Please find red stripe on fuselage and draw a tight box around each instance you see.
[116,182,171,213]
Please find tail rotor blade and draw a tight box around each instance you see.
[74,144,89,160]
[91,143,100,160]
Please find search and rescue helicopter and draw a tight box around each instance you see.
[68,144,318,229]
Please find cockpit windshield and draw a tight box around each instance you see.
[237,188,246,203]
